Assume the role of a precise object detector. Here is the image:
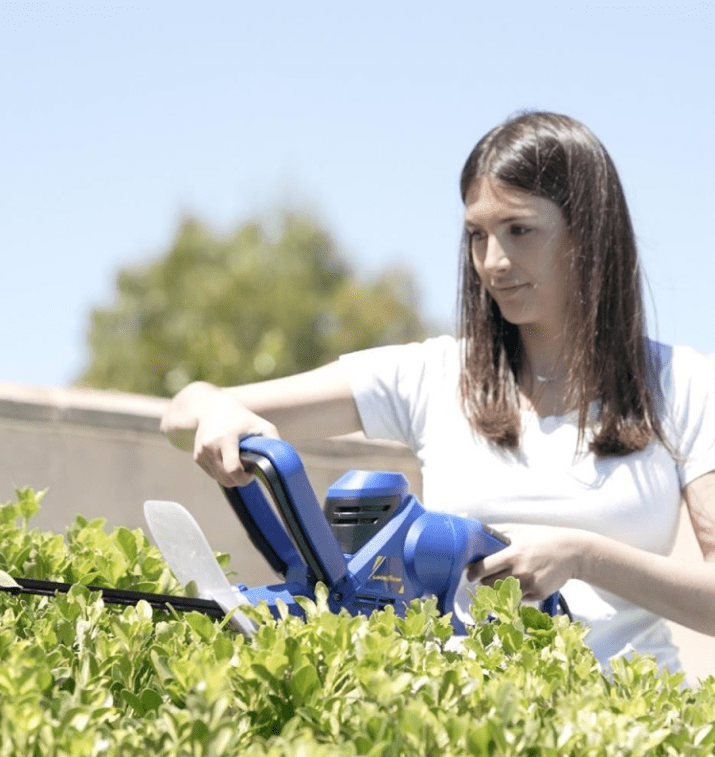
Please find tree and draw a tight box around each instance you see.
[77,213,432,396]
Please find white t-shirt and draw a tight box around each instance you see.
[339,335,715,671]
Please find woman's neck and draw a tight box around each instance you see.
[518,324,568,381]
[517,326,572,417]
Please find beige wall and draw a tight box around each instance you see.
[0,383,422,590]
[1,381,713,682]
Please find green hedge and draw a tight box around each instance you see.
[0,488,714,756]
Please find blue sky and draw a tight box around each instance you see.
[2,1,714,388]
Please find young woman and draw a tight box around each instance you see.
[161,112,715,673]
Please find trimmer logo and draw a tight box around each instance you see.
[368,555,405,594]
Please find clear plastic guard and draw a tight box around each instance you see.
[143,500,256,637]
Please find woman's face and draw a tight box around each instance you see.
[464,176,574,338]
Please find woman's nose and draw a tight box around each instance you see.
[483,236,511,275]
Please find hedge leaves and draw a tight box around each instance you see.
[0,488,713,756]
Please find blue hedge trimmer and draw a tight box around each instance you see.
[144,436,567,636]
[1,437,567,632]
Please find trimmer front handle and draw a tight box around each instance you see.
[222,436,350,590]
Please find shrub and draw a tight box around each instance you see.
[0,488,713,756]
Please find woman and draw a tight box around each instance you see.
[161,112,715,673]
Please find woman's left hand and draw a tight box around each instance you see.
[466,524,588,601]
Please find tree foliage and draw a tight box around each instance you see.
[77,213,431,396]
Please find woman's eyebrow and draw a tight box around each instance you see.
[464,213,539,228]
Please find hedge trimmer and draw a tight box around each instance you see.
[147,436,567,635]
[1,437,567,633]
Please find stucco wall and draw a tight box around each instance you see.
[1,381,713,682]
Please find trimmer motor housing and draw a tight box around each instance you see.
[324,470,407,555]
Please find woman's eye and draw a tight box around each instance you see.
[469,230,486,244]
[510,224,531,236]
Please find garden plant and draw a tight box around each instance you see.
[1,488,714,756]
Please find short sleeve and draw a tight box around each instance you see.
[656,343,715,487]
[338,336,459,452]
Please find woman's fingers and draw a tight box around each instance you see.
[467,550,512,583]
[192,392,280,487]
[197,448,252,488]
[465,524,580,601]
[467,563,512,586]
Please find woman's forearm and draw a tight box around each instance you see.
[473,518,715,637]
[221,361,363,440]
[578,530,715,635]
[160,362,363,453]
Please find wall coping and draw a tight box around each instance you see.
[0,382,169,433]
[0,381,415,459]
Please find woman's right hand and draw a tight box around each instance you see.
[160,381,280,488]
[192,389,280,488]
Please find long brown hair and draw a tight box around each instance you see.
[458,111,661,456]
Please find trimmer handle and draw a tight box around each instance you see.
[408,514,563,632]
[225,437,348,588]
[222,478,303,577]
[461,523,563,619]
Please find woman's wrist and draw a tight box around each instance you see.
[161,381,221,450]
[566,528,598,583]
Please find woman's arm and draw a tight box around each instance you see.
[576,470,715,634]
[470,470,715,635]
[160,360,363,487]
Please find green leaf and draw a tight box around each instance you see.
[140,688,163,713]
[15,487,44,522]
[497,623,524,655]
[190,719,209,743]
[121,688,146,715]
[520,604,552,630]
[496,576,522,616]
[250,663,279,686]
[185,612,216,642]
[212,635,235,662]
[115,527,138,562]
[290,663,320,703]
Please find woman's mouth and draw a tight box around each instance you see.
[492,282,528,293]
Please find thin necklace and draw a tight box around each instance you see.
[535,374,554,384]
